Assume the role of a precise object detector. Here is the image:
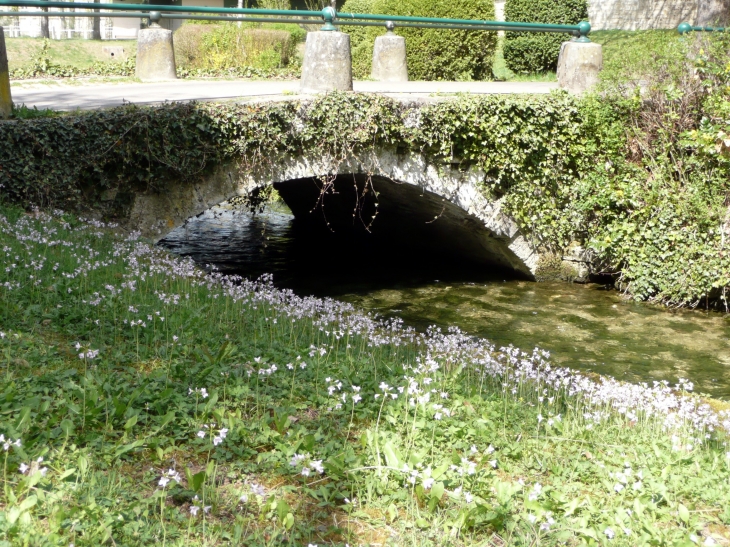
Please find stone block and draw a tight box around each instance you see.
[557,41,602,94]
[0,28,12,119]
[371,33,408,82]
[300,31,353,93]
[136,28,177,82]
[102,46,126,60]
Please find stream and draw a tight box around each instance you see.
[159,205,730,399]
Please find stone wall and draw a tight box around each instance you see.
[498,0,707,32]
[587,0,698,31]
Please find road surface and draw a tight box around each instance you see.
[10,79,559,110]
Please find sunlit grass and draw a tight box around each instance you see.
[3,37,133,69]
[0,205,729,546]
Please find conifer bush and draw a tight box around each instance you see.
[503,0,588,74]
[340,0,497,81]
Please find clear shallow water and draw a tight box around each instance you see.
[159,206,730,399]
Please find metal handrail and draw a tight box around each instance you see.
[678,22,726,33]
[0,0,592,41]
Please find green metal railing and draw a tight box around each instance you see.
[678,22,726,34]
[0,0,592,41]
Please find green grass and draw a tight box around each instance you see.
[0,205,729,546]
[9,103,64,119]
[3,37,133,70]
[590,29,686,84]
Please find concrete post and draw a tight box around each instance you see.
[136,15,177,82]
[0,28,12,119]
[371,24,408,82]
[300,31,353,93]
[557,41,603,94]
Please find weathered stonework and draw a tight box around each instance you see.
[136,27,177,82]
[697,0,730,26]
[300,31,353,93]
[371,33,408,82]
[127,149,540,278]
[0,28,12,119]
[561,243,593,282]
[588,0,698,31]
[557,41,603,95]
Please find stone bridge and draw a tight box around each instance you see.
[128,148,540,279]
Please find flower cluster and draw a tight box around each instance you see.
[289,453,324,477]
[0,434,21,451]
[197,424,229,446]
[158,468,182,488]
[18,457,48,477]
[325,378,362,411]
[189,495,211,517]
[188,387,209,399]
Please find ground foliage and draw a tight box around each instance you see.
[2,34,730,308]
[8,38,298,81]
[340,0,497,81]
[8,39,137,80]
[503,0,588,74]
[0,207,729,546]
[173,23,302,74]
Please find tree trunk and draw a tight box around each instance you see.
[696,0,730,26]
[92,0,101,40]
[40,1,49,39]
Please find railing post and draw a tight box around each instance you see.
[371,21,408,82]
[0,27,12,119]
[557,22,602,94]
[320,5,336,31]
[300,6,353,93]
[677,22,693,34]
[135,11,177,82]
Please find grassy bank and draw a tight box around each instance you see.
[1,205,729,546]
[591,30,685,85]
[3,37,133,69]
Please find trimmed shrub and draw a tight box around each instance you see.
[339,0,378,79]
[503,0,587,74]
[341,0,497,81]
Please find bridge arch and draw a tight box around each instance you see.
[127,148,539,279]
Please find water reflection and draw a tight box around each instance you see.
[159,206,730,399]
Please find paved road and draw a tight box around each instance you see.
[11,79,559,110]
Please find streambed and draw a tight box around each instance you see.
[159,206,730,399]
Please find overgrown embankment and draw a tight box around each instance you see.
[2,56,730,307]
[1,207,729,546]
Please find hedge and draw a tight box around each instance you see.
[504,0,588,74]
[340,0,497,81]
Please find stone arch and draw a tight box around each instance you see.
[127,148,539,278]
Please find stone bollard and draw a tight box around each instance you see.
[371,22,408,82]
[0,27,12,119]
[557,40,603,95]
[300,31,353,93]
[300,8,353,93]
[136,12,177,82]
